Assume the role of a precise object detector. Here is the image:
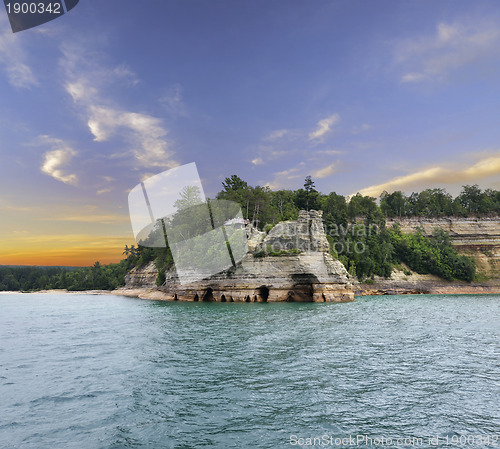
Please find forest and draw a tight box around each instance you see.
[2,177,495,291]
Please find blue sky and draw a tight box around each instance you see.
[2,0,500,265]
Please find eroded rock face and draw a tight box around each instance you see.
[246,223,266,251]
[161,252,353,303]
[258,210,330,253]
[126,210,354,302]
[125,261,158,288]
[386,217,500,278]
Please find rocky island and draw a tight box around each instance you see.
[121,210,354,302]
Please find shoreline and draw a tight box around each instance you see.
[354,283,500,296]
[0,289,113,295]
[2,284,500,299]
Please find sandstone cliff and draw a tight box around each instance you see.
[386,217,500,278]
[125,261,158,289]
[124,210,354,303]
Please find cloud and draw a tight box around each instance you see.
[160,83,187,116]
[251,157,264,165]
[401,73,426,83]
[275,165,304,179]
[86,105,174,168]
[313,163,337,179]
[351,123,372,135]
[266,160,339,189]
[263,129,290,142]
[97,188,112,195]
[354,151,500,197]
[39,136,78,185]
[313,149,343,156]
[0,16,37,88]
[264,163,306,190]
[60,43,177,169]
[309,114,340,141]
[396,20,500,83]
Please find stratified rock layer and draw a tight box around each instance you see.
[386,217,500,278]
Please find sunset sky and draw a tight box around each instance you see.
[2,0,500,266]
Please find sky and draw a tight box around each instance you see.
[2,0,500,266]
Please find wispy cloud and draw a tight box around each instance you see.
[0,16,37,88]
[350,123,372,135]
[313,163,337,179]
[39,136,78,185]
[396,20,500,83]
[309,114,340,141]
[60,43,177,169]
[313,149,343,156]
[354,151,500,197]
[87,105,174,168]
[265,158,339,189]
[265,163,305,190]
[252,114,345,167]
[160,83,187,117]
[263,129,290,142]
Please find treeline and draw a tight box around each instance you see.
[217,176,500,226]
[217,175,479,282]
[380,186,500,217]
[0,261,130,292]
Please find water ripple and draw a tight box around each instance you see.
[0,294,499,448]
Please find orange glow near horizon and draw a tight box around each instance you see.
[1,248,125,267]
[0,201,136,266]
[0,236,133,266]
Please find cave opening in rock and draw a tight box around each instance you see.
[245,295,251,302]
[193,293,199,301]
[174,294,178,301]
[290,273,317,302]
[202,288,214,302]
[322,293,326,302]
[221,294,227,302]
[258,285,269,302]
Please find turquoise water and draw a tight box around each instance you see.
[0,294,499,449]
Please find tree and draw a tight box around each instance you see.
[321,192,348,228]
[271,190,299,221]
[457,185,483,214]
[217,175,251,219]
[173,185,203,211]
[380,191,407,217]
[304,176,316,211]
[348,194,380,222]
[222,175,248,192]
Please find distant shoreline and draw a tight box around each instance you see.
[0,289,111,295]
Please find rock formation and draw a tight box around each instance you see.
[386,217,500,278]
[125,210,354,302]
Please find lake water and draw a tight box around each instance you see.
[0,294,499,449]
